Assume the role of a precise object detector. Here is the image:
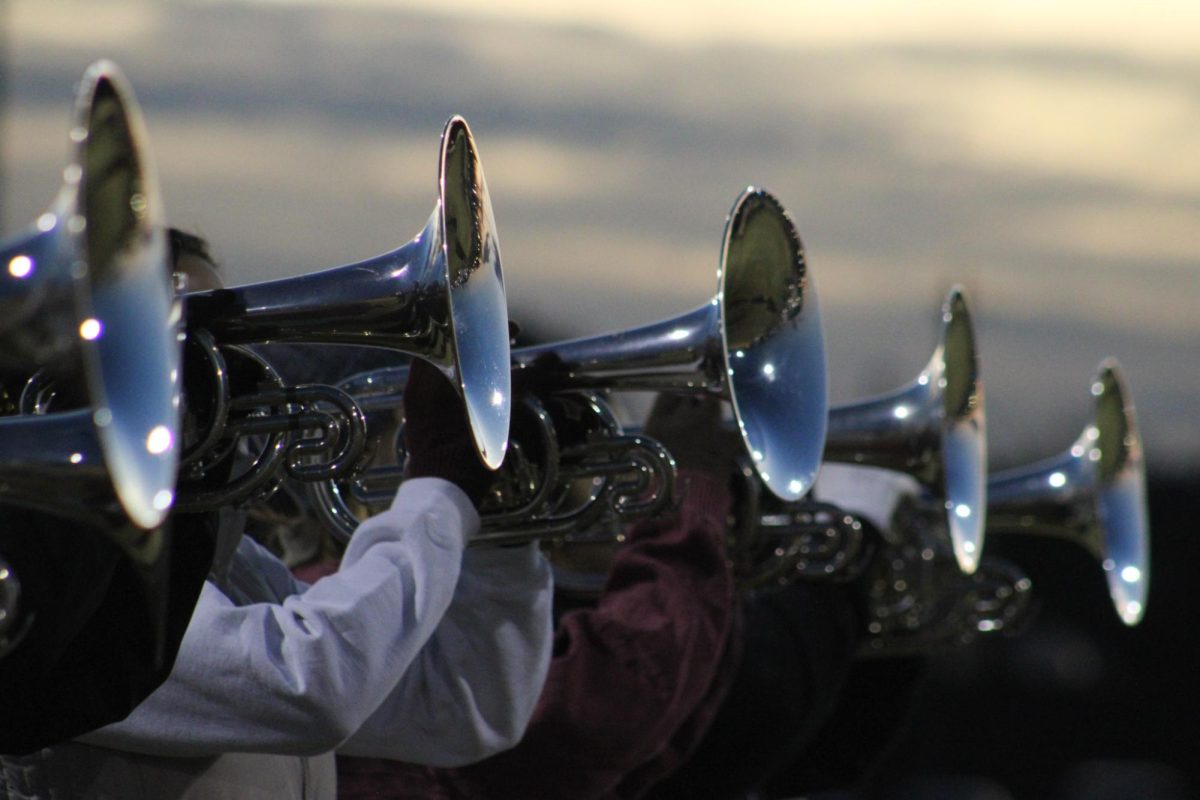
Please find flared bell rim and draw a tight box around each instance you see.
[1090,358,1150,626]
[437,115,511,470]
[717,187,828,503]
[933,285,987,574]
[72,60,181,530]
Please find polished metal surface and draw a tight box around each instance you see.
[173,340,297,512]
[825,287,987,574]
[512,188,827,502]
[728,459,869,586]
[0,61,180,531]
[858,551,1034,658]
[988,359,1149,626]
[183,116,510,469]
[0,222,75,368]
[809,464,1031,657]
[0,410,120,523]
[0,555,31,660]
[303,363,677,546]
[474,401,677,546]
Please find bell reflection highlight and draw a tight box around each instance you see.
[79,318,103,340]
[152,489,174,512]
[987,359,1149,626]
[146,425,173,455]
[8,256,33,279]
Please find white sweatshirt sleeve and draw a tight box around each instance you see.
[83,478,478,758]
[337,541,554,765]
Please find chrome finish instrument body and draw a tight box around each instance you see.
[988,360,1149,625]
[173,337,368,512]
[304,364,677,546]
[858,550,1034,658]
[512,188,827,503]
[728,459,870,587]
[0,61,180,531]
[183,117,510,470]
[826,287,986,574]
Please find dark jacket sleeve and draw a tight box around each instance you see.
[647,578,862,799]
[0,509,216,754]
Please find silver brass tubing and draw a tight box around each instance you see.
[988,359,1149,626]
[513,188,828,504]
[826,287,987,574]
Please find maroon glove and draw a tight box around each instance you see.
[403,357,491,506]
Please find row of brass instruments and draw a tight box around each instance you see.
[0,62,1150,665]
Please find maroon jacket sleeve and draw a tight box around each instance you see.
[335,469,738,800]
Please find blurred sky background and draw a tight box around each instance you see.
[2,0,1197,473]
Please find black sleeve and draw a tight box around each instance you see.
[764,654,927,796]
[0,508,216,754]
[649,579,860,800]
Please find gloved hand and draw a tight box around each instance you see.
[644,393,740,478]
[403,357,491,506]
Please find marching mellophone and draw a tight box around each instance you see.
[303,185,829,545]
[509,187,829,505]
[0,61,181,535]
[986,359,1149,626]
[0,62,1155,669]
[825,286,987,576]
[0,61,183,667]
[852,359,1148,656]
[175,114,511,508]
[305,371,680,546]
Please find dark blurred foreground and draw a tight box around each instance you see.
[836,473,1199,800]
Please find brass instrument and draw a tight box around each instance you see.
[0,61,180,532]
[299,188,826,545]
[855,360,1148,656]
[849,474,1033,658]
[0,556,27,659]
[727,458,871,588]
[512,188,828,504]
[304,364,676,546]
[175,117,510,508]
[857,546,1034,658]
[173,335,367,512]
[729,288,987,592]
[987,359,1149,626]
[0,62,182,670]
[825,287,986,574]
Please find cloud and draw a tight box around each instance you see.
[3,0,1197,469]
